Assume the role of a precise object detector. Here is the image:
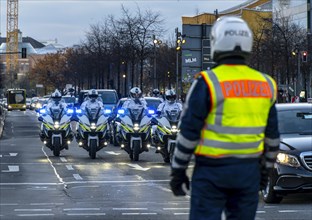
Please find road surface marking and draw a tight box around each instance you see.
[113,208,148,210]
[42,147,64,184]
[122,213,157,215]
[257,211,266,214]
[2,165,19,172]
[66,213,106,216]
[60,157,67,162]
[174,213,189,215]
[17,214,54,217]
[64,208,100,211]
[279,210,300,213]
[14,209,52,211]
[9,153,18,157]
[66,165,74,170]
[106,151,121,155]
[127,164,150,171]
[163,208,189,210]
[73,174,83,180]
[30,203,64,206]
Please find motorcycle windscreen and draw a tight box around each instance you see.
[165,109,181,123]
[86,107,101,121]
[49,107,64,120]
[129,107,144,121]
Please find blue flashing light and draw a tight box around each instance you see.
[39,108,46,114]
[76,109,82,114]
[67,109,74,114]
[148,109,155,115]
[117,109,125,115]
[104,109,112,114]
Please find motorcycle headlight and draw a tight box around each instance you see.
[133,123,140,131]
[54,121,60,129]
[277,153,300,168]
[39,108,46,114]
[90,123,97,130]
[171,125,178,133]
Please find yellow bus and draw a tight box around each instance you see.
[6,89,27,111]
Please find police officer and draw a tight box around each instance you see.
[169,16,280,220]
[80,89,104,111]
[46,89,67,109]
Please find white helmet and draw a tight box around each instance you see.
[165,89,176,104]
[51,89,62,102]
[88,89,98,102]
[210,16,253,62]
[152,89,160,97]
[129,87,142,100]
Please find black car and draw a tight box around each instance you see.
[262,103,312,203]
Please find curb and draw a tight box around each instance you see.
[0,109,6,139]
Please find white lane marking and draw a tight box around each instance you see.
[257,211,266,214]
[9,153,18,157]
[14,209,52,211]
[2,165,19,172]
[174,213,189,215]
[0,155,2,157]
[66,165,74,170]
[60,157,67,162]
[30,203,64,206]
[73,174,83,180]
[66,213,106,216]
[127,164,150,171]
[17,214,54,217]
[41,146,64,185]
[163,208,189,210]
[113,208,148,210]
[106,151,121,155]
[64,208,100,211]
[122,213,157,215]
[279,210,301,213]
[0,183,61,186]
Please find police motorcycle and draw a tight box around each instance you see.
[74,106,112,159]
[152,108,181,163]
[115,106,155,161]
[38,106,74,157]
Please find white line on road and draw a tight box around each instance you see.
[256,211,266,214]
[66,165,74,170]
[279,210,301,213]
[9,153,18,157]
[113,208,148,210]
[174,213,189,215]
[41,146,64,185]
[60,157,67,162]
[122,213,157,215]
[106,151,121,155]
[163,208,189,210]
[30,203,64,206]
[64,208,100,211]
[2,165,19,172]
[73,174,83,180]
[14,209,52,212]
[127,164,150,171]
[66,213,106,216]
[17,214,55,217]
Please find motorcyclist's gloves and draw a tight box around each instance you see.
[170,168,189,196]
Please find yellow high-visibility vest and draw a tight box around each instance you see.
[195,65,277,158]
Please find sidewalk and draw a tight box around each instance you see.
[0,106,6,138]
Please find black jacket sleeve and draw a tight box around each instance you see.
[171,76,211,169]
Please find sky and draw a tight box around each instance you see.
[0,0,246,47]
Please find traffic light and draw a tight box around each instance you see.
[302,51,308,62]
[21,48,27,58]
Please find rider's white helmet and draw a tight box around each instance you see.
[210,16,253,62]
[129,87,142,100]
[165,89,176,104]
[51,89,62,102]
[88,89,98,102]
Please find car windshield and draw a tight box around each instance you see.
[146,99,162,109]
[278,110,312,134]
[98,91,118,104]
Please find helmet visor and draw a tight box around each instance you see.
[166,95,176,101]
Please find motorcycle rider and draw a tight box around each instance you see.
[151,88,164,101]
[80,89,104,111]
[40,89,73,149]
[122,87,147,110]
[46,89,67,109]
[152,89,182,145]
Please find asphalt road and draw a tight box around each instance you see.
[0,110,311,220]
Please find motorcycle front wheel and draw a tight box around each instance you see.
[89,139,97,159]
[53,137,61,157]
[133,140,140,161]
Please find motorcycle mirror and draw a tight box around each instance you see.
[38,116,43,122]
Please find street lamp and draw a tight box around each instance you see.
[152,35,162,89]
[175,27,186,99]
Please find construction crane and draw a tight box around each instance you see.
[6,0,19,76]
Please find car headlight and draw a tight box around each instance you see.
[277,153,301,168]
[90,123,97,130]
[54,121,60,129]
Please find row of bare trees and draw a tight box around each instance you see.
[27,7,310,98]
